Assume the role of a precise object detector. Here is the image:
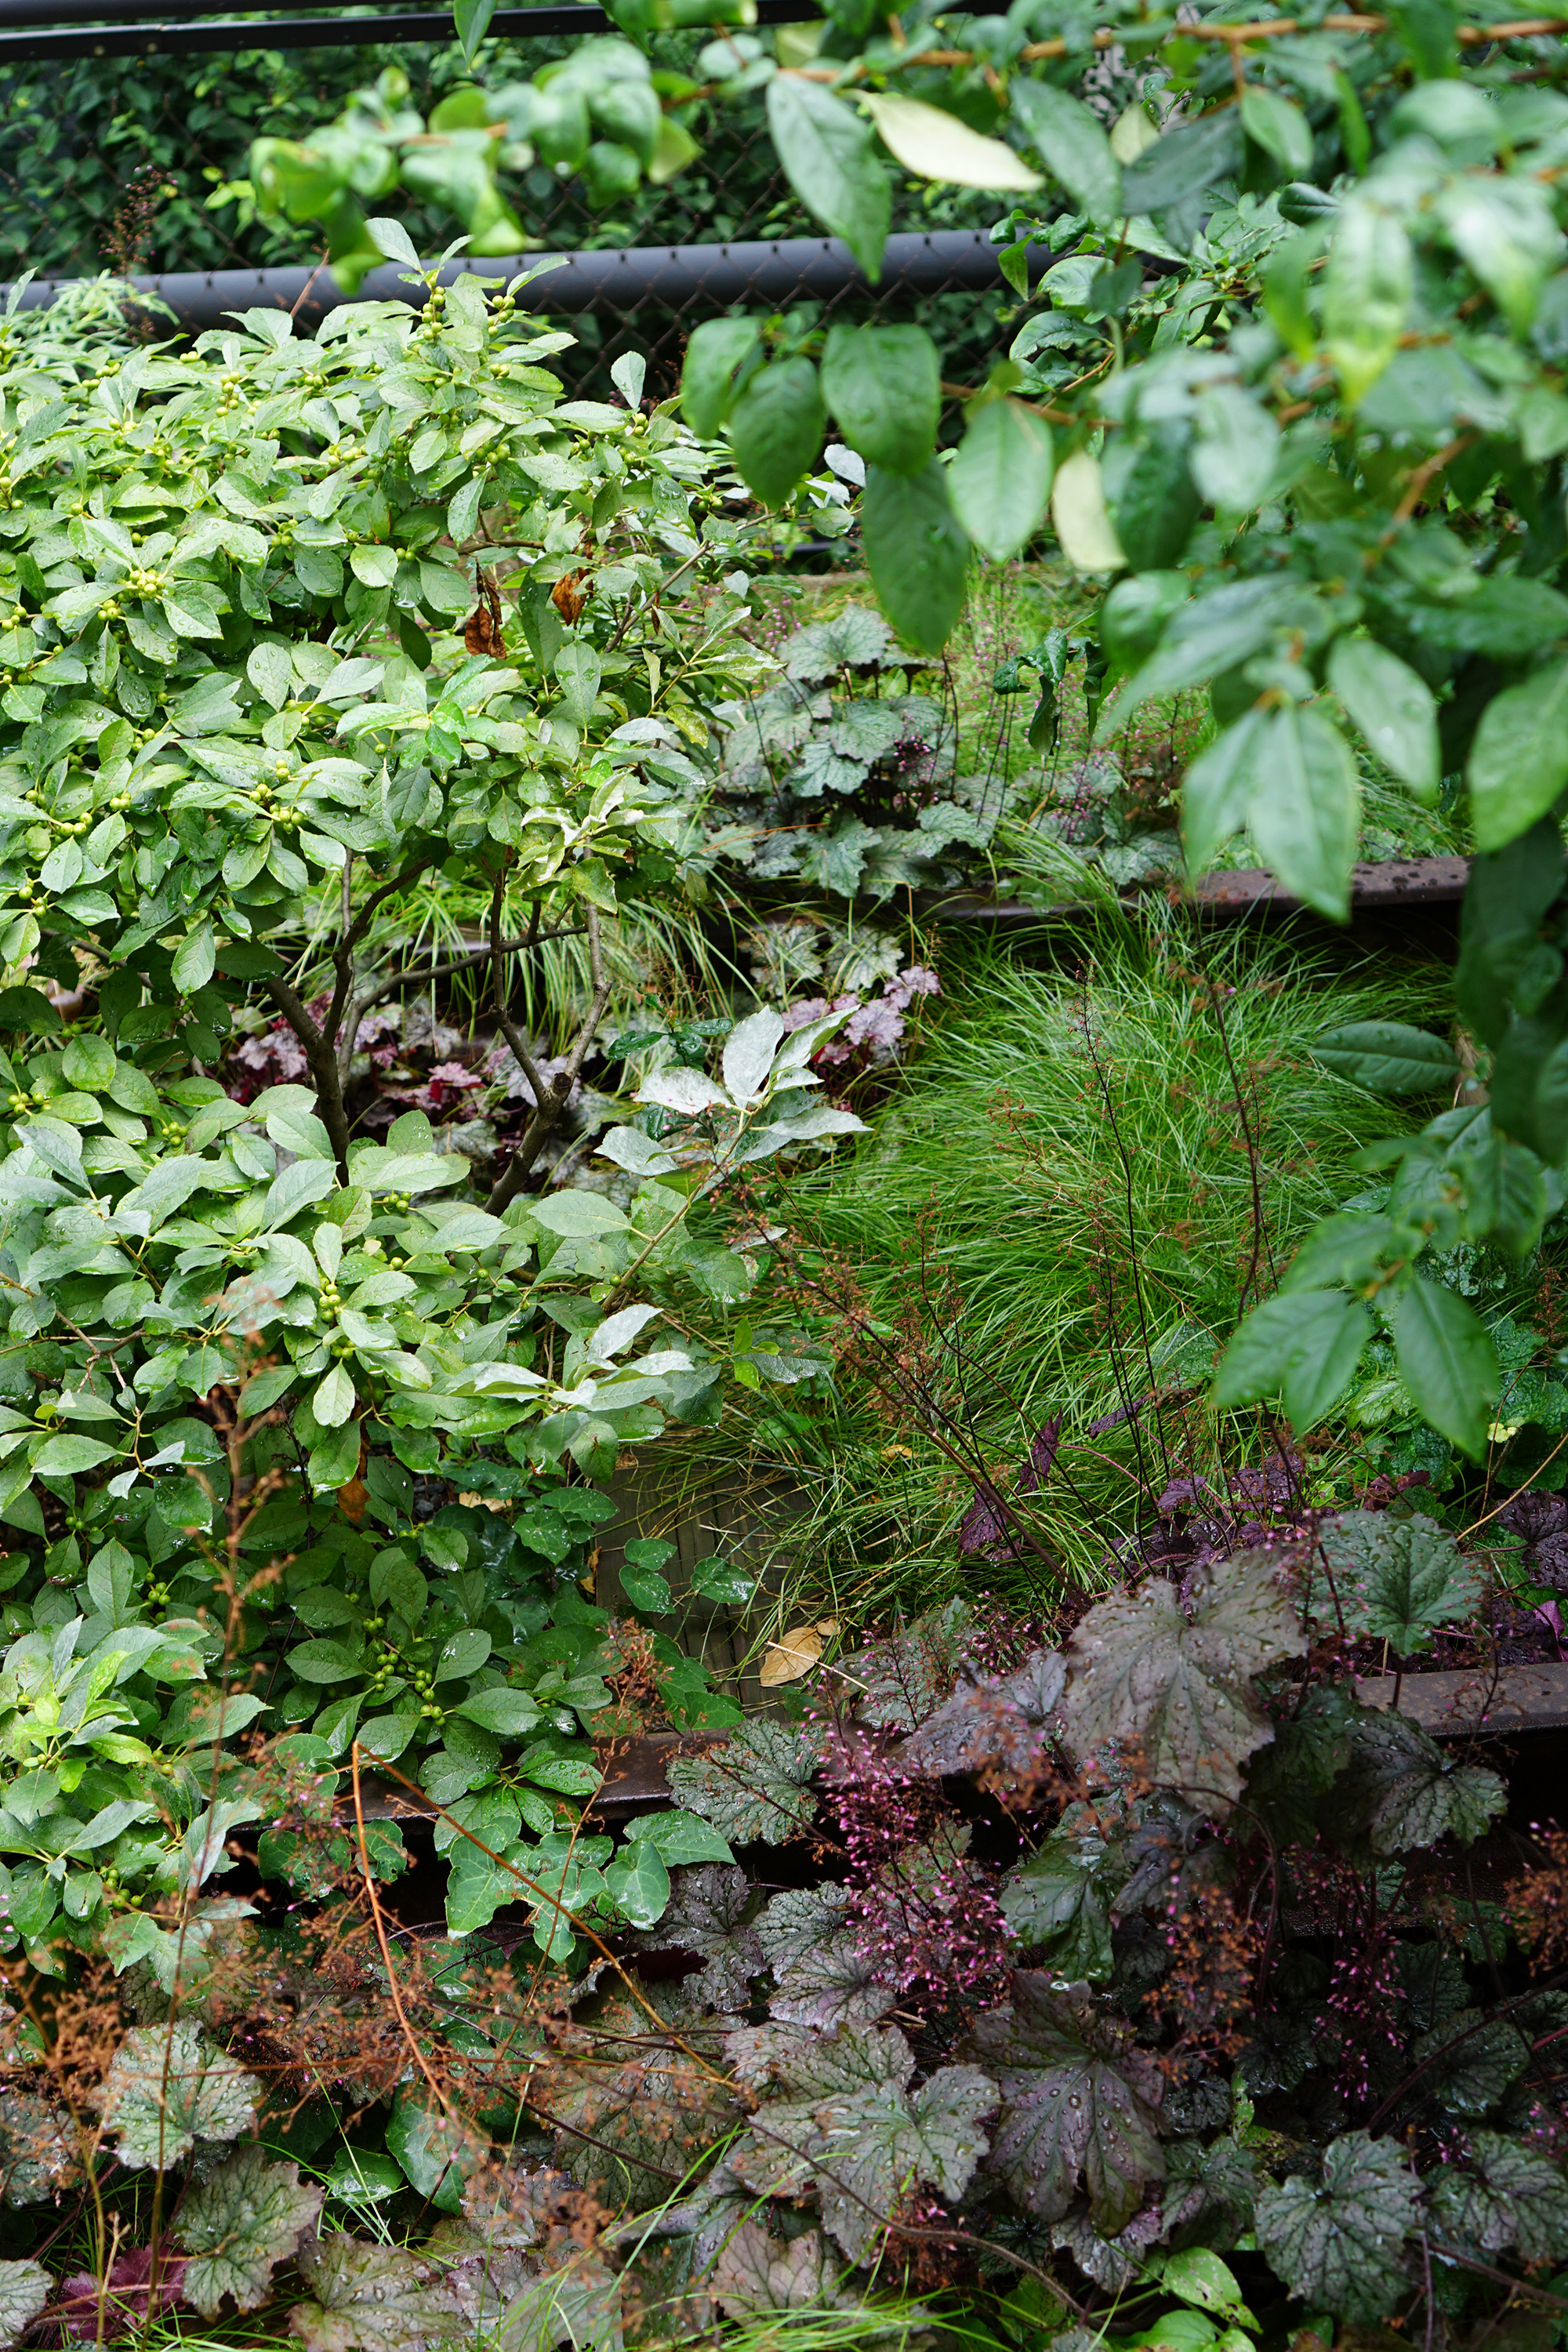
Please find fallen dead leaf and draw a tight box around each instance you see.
[759,1622,837,1686]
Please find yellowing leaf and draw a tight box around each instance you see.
[760,1624,825,1685]
[1051,451,1125,574]
[861,95,1044,191]
[1110,102,1160,163]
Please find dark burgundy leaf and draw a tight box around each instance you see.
[1528,1534,1568,1590]
[958,1487,1011,1556]
[1018,1416,1064,1497]
[893,1650,1065,1778]
[961,1417,1062,1556]
[1157,1476,1208,1517]
[56,2251,187,2340]
[1496,1490,1568,1548]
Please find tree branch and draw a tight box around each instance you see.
[342,852,441,960]
[267,973,354,1178]
[485,891,613,1216]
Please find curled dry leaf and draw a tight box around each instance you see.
[759,1621,837,1686]
[461,566,504,657]
[550,568,591,624]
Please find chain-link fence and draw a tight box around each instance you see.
[0,24,1020,394]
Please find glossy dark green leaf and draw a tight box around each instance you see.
[1008,79,1123,224]
[1263,226,1323,358]
[681,317,762,438]
[1393,1276,1501,1458]
[619,1565,672,1614]
[861,460,971,655]
[1100,569,1188,675]
[1312,1021,1460,1095]
[1000,1822,1120,1981]
[1467,653,1568,851]
[948,397,1054,561]
[1339,1704,1505,1857]
[1279,1210,1408,1294]
[1240,86,1314,176]
[455,0,499,69]
[1249,703,1359,922]
[728,358,824,506]
[1328,637,1439,803]
[819,323,940,476]
[1214,1289,1370,1432]
[1102,420,1199,571]
[386,2083,473,2211]
[1325,195,1413,404]
[1120,111,1244,215]
[1462,1134,1548,1255]
[765,78,891,281]
[603,1840,671,1928]
[1101,576,1316,737]
[1181,705,1269,875]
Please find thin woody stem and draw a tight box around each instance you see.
[484,891,614,1215]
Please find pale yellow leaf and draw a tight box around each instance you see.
[775,22,824,67]
[760,1625,825,1686]
[1051,450,1125,575]
[1110,103,1160,164]
[862,94,1044,191]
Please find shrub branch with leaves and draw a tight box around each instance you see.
[0,254,872,1967]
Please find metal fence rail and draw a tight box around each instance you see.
[0,0,811,64]
[5,227,1033,334]
[0,4,1086,405]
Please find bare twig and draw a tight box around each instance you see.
[485,885,613,1216]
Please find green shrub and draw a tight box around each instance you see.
[0,256,862,1968]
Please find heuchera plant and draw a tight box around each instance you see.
[0,1535,1557,2347]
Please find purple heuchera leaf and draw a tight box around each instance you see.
[641,1863,765,2012]
[958,1485,1011,1556]
[961,1417,1061,1555]
[965,1971,1165,2232]
[1157,1475,1210,1516]
[1530,1535,1568,1590]
[779,967,942,1072]
[1018,1417,1062,1497]
[57,2252,188,2340]
[1496,1489,1568,1548]
[893,1650,1065,1780]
